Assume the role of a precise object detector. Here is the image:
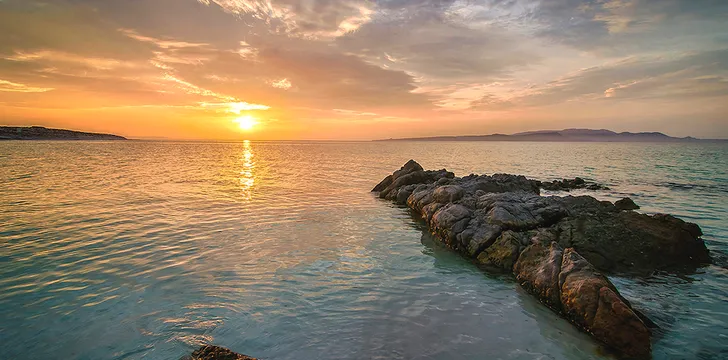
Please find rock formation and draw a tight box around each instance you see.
[184,345,258,360]
[373,160,711,358]
[540,177,610,191]
[615,197,640,211]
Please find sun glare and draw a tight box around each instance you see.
[235,115,258,131]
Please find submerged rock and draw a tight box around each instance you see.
[185,345,258,360]
[540,177,609,191]
[374,160,711,358]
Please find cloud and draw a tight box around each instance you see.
[198,0,376,38]
[472,49,728,109]
[337,1,538,81]
[201,102,272,114]
[163,44,433,111]
[0,79,54,93]
[532,0,728,53]
[0,0,154,60]
[270,78,292,89]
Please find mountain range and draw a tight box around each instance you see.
[377,129,722,142]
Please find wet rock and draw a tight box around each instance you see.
[433,185,465,203]
[560,195,617,216]
[615,197,640,211]
[460,173,541,194]
[477,192,567,230]
[556,211,711,273]
[394,184,417,205]
[463,221,502,257]
[374,161,710,274]
[541,177,609,191]
[430,204,472,247]
[476,230,526,270]
[559,249,651,359]
[373,160,713,358]
[186,345,258,360]
[514,242,564,309]
[373,159,451,200]
[372,174,393,193]
[380,169,454,200]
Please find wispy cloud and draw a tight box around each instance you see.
[0,79,54,93]
[197,0,375,38]
[270,78,292,90]
[200,101,271,114]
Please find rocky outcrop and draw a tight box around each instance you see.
[558,248,651,359]
[184,345,258,360]
[555,210,711,273]
[540,177,609,191]
[374,160,712,358]
[615,197,640,211]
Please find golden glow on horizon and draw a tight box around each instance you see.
[235,115,258,131]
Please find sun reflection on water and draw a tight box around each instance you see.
[239,140,255,199]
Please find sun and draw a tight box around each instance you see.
[235,115,258,131]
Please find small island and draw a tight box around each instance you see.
[0,126,127,140]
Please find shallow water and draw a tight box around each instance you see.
[0,141,726,360]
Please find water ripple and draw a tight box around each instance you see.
[0,141,726,360]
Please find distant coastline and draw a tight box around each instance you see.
[0,126,126,141]
[376,128,727,142]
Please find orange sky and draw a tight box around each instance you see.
[1,0,727,140]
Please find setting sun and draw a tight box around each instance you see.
[235,116,258,131]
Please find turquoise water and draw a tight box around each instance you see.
[0,141,726,360]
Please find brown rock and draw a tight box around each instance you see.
[477,231,524,270]
[513,242,564,309]
[592,287,652,359]
[187,345,258,360]
[559,249,651,359]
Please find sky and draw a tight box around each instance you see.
[0,0,727,140]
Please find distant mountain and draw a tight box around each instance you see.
[0,126,126,140]
[377,128,722,142]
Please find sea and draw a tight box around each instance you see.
[1,140,726,360]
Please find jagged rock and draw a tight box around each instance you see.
[373,160,712,358]
[556,211,711,273]
[560,195,617,216]
[461,218,502,256]
[430,204,472,247]
[541,177,609,191]
[186,345,258,360]
[559,249,651,359]
[476,192,566,230]
[615,197,640,211]
[433,185,465,203]
[459,173,541,194]
[514,242,564,309]
[375,161,709,273]
[373,160,422,192]
[477,230,528,270]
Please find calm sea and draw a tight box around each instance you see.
[1,141,726,360]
